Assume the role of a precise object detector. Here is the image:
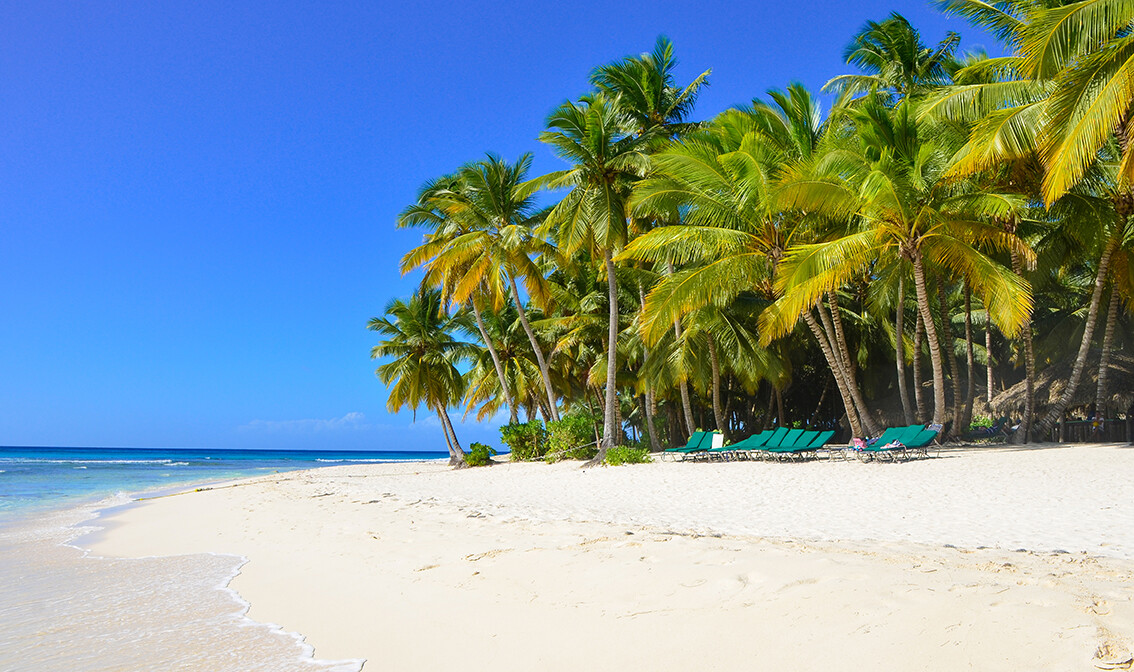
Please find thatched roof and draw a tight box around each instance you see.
[991,352,1134,413]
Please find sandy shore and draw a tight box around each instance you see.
[89,443,1134,670]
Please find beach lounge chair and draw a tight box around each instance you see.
[808,430,835,448]
[687,432,726,461]
[706,429,774,461]
[662,431,707,460]
[903,427,940,457]
[753,427,797,460]
[750,427,790,460]
[767,430,820,460]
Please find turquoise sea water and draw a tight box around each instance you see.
[0,446,446,671]
[0,446,448,522]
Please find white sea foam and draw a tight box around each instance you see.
[0,458,174,465]
[0,497,364,672]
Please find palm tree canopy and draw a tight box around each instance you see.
[368,288,476,417]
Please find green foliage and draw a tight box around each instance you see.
[465,442,497,467]
[545,414,599,462]
[969,414,993,430]
[500,421,548,461]
[603,445,652,466]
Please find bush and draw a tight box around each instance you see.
[603,445,652,466]
[969,414,993,431]
[465,442,497,467]
[500,421,548,461]
[545,413,599,462]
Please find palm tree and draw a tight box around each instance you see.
[368,288,475,467]
[524,93,655,459]
[824,12,960,104]
[933,0,1132,436]
[590,35,711,140]
[622,86,888,437]
[767,100,1034,427]
[396,172,521,424]
[591,35,711,441]
[427,154,561,422]
[400,154,561,423]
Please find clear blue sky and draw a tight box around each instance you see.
[0,0,997,450]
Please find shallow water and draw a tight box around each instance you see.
[0,506,365,671]
[0,448,446,671]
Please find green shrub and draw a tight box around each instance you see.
[465,442,497,467]
[603,445,652,466]
[545,413,598,462]
[500,421,548,461]
[969,414,993,431]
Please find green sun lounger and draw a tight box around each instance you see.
[767,430,822,460]
[906,429,937,448]
[665,430,706,453]
[761,427,792,449]
[808,430,835,448]
[706,429,774,460]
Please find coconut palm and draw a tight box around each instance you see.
[400,154,561,423]
[396,172,521,424]
[590,35,711,140]
[621,85,884,437]
[767,99,1035,426]
[523,93,655,459]
[426,154,561,421]
[591,35,711,441]
[824,12,961,104]
[368,288,475,467]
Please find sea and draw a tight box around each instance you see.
[0,446,448,672]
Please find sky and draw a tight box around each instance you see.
[0,0,1000,450]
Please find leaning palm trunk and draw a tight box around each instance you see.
[597,248,621,457]
[470,300,517,424]
[644,389,660,451]
[961,283,976,434]
[508,275,559,422]
[802,310,865,438]
[819,296,881,437]
[938,279,964,433]
[436,404,467,467]
[896,275,913,425]
[912,253,947,425]
[1095,286,1119,423]
[667,261,695,437]
[985,325,994,405]
[1009,251,1035,443]
[1036,239,1117,438]
[913,310,926,422]
[707,334,727,441]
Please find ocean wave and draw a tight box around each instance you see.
[169,462,190,466]
[0,459,174,465]
[314,458,388,463]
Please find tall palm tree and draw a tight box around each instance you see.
[400,154,561,423]
[396,172,520,424]
[622,86,886,437]
[427,154,561,422]
[591,35,711,441]
[368,288,475,467]
[523,93,655,459]
[824,12,960,103]
[933,0,1132,436]
[768,100,1035,426]
[590,35,711,140]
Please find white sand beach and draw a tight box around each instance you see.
[89,443,1134,671]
